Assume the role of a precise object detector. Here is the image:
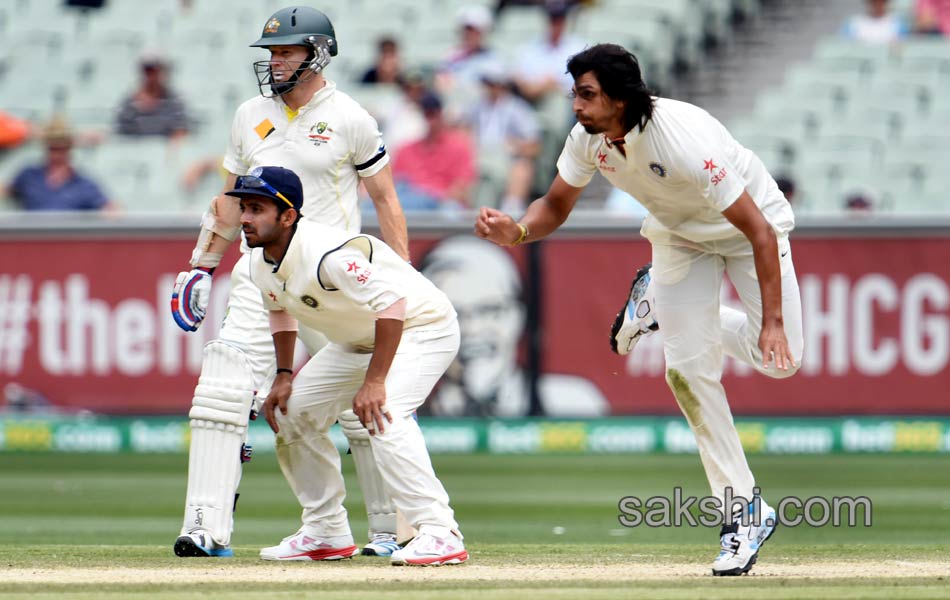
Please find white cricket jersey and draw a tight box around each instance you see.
[250,220,456,349]
[557,97,795,243]
[224,79,389,234]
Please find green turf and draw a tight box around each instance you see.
[0,452,948,598]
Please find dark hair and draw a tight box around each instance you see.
[566,43,656,132]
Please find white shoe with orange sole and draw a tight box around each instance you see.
[259,529,359,561]
[390,528,468,566]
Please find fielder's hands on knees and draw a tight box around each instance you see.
[264,374,293,434]
[171,268,213,332]
[353,379,393,435]
[475,207,520,246]
[759,320,795,371]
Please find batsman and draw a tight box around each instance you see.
[169,6,411,558]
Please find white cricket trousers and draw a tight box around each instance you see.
[273,319,461,538]
[651,234,803,505]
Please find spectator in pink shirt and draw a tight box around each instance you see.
[915,0,950,34]
[393,93,477,211]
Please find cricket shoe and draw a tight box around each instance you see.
[259,529,359,561]
[361,533,402,556]
[712,500,777,576]
[391,528,467,566]
[174,529,234,558]
[610,262,658,356]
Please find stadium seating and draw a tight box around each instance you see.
[1,0,780,214]
[733,35,950,215]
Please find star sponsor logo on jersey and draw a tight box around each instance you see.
[703,158,728,186]
[345,260,372,284]
[308,121,333,146]
[301,295,319,308]
[264,17,280,33]
[597,150,616,173]
[267,291,280,304]
[649,162,667,177]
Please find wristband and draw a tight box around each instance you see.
[510,222,529,246]
[276,368,293,376]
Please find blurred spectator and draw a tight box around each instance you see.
[115,53,189,138]
[66,0,105,9]
[512,1,586,102]
[465,61,541,211]
[0,111,31,150]
[393,93,477,211]
[914,0,950,35]
[180,155,225,193]
[4,117,113,211]
[438,6,502,101]
[841,0,908,44]
[845,190,876,213]
[361,37,403,85]
[775,175,796,205]
[378,69,429,158]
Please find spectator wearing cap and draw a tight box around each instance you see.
[378,70,429,160]
[438,5,503,106]
[361,37,403,85]
[464,61,541,211]
[115,53,190,138]
[4,117,113,211]
[842,0,908,44]
[512,1,586,102]
[392,93,477,211]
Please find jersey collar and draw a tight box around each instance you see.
[274,78,337,113]
[268,223,302,280]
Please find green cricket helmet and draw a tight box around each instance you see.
[251,6,338,97]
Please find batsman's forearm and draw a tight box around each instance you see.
[272,331,298,371]
[375,199,409,261]
[751,228,783,324]
[210,192,242,251]
[366,318,403,384]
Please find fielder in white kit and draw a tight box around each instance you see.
[231,165,467,565]
[475,44,803,576]
[170,6,409,558]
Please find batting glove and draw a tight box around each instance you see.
[171,268,213,332]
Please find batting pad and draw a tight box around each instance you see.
[182,342,255,546]
[339,409,399,539]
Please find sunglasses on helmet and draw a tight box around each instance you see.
[235,174,294,209]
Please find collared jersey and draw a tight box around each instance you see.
[557,97,795,243]
[224,79,389,234]
[251,220,456,349]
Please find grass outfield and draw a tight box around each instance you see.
[0,452,947,598]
